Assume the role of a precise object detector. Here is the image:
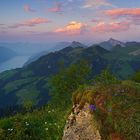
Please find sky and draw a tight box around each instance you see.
[0,0,140,43]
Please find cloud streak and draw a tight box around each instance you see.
[92,21,130,33]
[23,5,36,12]
[91,19,100,22]
[82,0,114,8]
[105,8,140,25]
[48,2,62,13]
[105,8,140,18]
[9,18,50,28]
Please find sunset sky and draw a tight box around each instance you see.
[0,0,140,43]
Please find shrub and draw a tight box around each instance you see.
[132,71,140,83]
[93,81,140,140]
[72,86,95,108]
[48,60,91,95]
[95,69,120,86]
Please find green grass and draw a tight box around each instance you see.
[0,78,139,140]
[16,86,40,105]
[111,61,135,79]
[4,78,36,93]
[0,107,71,140]
[0,90,72,140]
[72,81,140,140]
[0,70,18,80]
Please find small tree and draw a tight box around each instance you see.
[23,100,33,112]
[132,71,140,83]
[94,69,119,86]
[48,60,91,95]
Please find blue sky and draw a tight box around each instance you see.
[0,0,140,43]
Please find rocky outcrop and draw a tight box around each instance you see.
[62,103,101,140]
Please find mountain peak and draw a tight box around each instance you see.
[70,41,87,48]
[108,38,116,41]
[108,38,125,47]
[100,38,126,50]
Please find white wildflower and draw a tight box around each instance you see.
[8,128,13,131]
[25,122,29,126]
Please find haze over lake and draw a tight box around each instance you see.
[0,55,30,73]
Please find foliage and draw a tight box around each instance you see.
[94,69,120,86]
[0,75,72,140]
[0,70,18,81]
[0,44,140,110]
[0,104,71,140]
[72,85,94,108]
[48,60,91,95]
[94,81,140,140]
[0,62,92,139]
[132,71,140,83]
[0,43,140,140]
[72,70,140,140]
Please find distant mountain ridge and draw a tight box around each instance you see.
[24,51,49,66]
[100,38,126,50]
[68,41,87,48]
[0,46,17,64]
[108,38,126,47]
[24,41,86,66]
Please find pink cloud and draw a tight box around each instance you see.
[9,18,50,28]
[105,8,140,25]
[105,8,140,18]
[92,21,130,33]
[82,0,114,8]
[91,19,99,22]
[48,2,62,13]
[23,5,36,12]
[54,21,87,35]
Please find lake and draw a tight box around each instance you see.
[0,56,30,73]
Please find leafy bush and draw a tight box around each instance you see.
[132,71,140,83]
[95,69,120,86]
[72,70,140,140]
[48,60,91,95]
[93,81,140,140]
[72,85,94,109]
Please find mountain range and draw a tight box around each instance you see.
[100,38,126,50]
[0,38,140,110]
